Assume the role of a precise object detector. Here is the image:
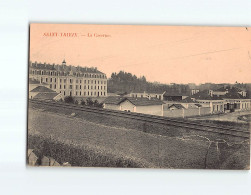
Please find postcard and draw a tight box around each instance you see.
[28,23,250,169]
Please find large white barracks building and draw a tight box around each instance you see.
[29,60,107,97]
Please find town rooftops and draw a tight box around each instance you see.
[223,92,246,99]
[214,86,244,92]
[191,90,223,100]
[130,89,166,94]
[29,60,105,75]
[30,86,55,93]
[33,92,59,100]
[163,90,190,97]
[103,96,164,106]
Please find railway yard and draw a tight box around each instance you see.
[28,100,250,169]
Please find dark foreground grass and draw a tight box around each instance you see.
[27,132,150,168]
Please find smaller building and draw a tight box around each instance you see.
[163,91,190,101]
[129,91,165,100]
[103,96,164,116]
[29,86,63,101]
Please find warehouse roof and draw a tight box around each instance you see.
[104,96,164,106]
[30,86,55,93]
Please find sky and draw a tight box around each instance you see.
[30,24,251,84]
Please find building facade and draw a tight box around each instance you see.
[29,60,107,98]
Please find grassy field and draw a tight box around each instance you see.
[28,106,250,169]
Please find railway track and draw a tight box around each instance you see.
[29,99,250,139]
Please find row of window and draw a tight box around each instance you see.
[131,94,162,99]
[41,77,106,84]
[49,84,106,90]
[31,69,106,78]
[60,91,106,97]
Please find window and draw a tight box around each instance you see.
[50,84,52,88]
[95,80,96,84]
[98,86,99,90]
[76,85,78,89]
[60,85,61,89]
[91,80,93,84]
[46,78,48,82]
[101,86,102,90]
[70,79,72,83]
[80,85,81,89]
[55,78,56,82]
[76,80,78,83]
[104,86,106,90]
[54,84,56,89]
[80,91,81,96]
[64,79,66,83]
[76,92,78,96]
[101,81,103,84]
[94,92,96,96]
[80,80,82,83]
[88,91,89,96]
[84,80,86,84]
[101,92,102,96]
[95,86,96,89]
[104,81,106,84]
[50,78,52,82]
[104,92,106,96]
[84,86,86,89]
[88,85,89,89]
[70,85,72,89]
[91,86,93,89]
[64,91,65,95]
[60,79,62,83]
[64,85,66,89]
[84,92,86,96]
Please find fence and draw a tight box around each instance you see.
[163,107,211,118]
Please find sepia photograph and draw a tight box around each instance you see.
[27,23,250,169]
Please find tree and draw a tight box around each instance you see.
[93,100,100,107]
[81,99,86,105]
[64,96,74,104]
[86,98,94,106]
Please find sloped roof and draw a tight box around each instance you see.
[104,96,164,106]
[191,90,223,100]
[30,86,55,93]
[223,92,245,99]
[30,62,105,74]
[180,97,198,103]
[33,92,59,100]
[29,78,40,84]
[168,104,185,109]
[194,104,202,107]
